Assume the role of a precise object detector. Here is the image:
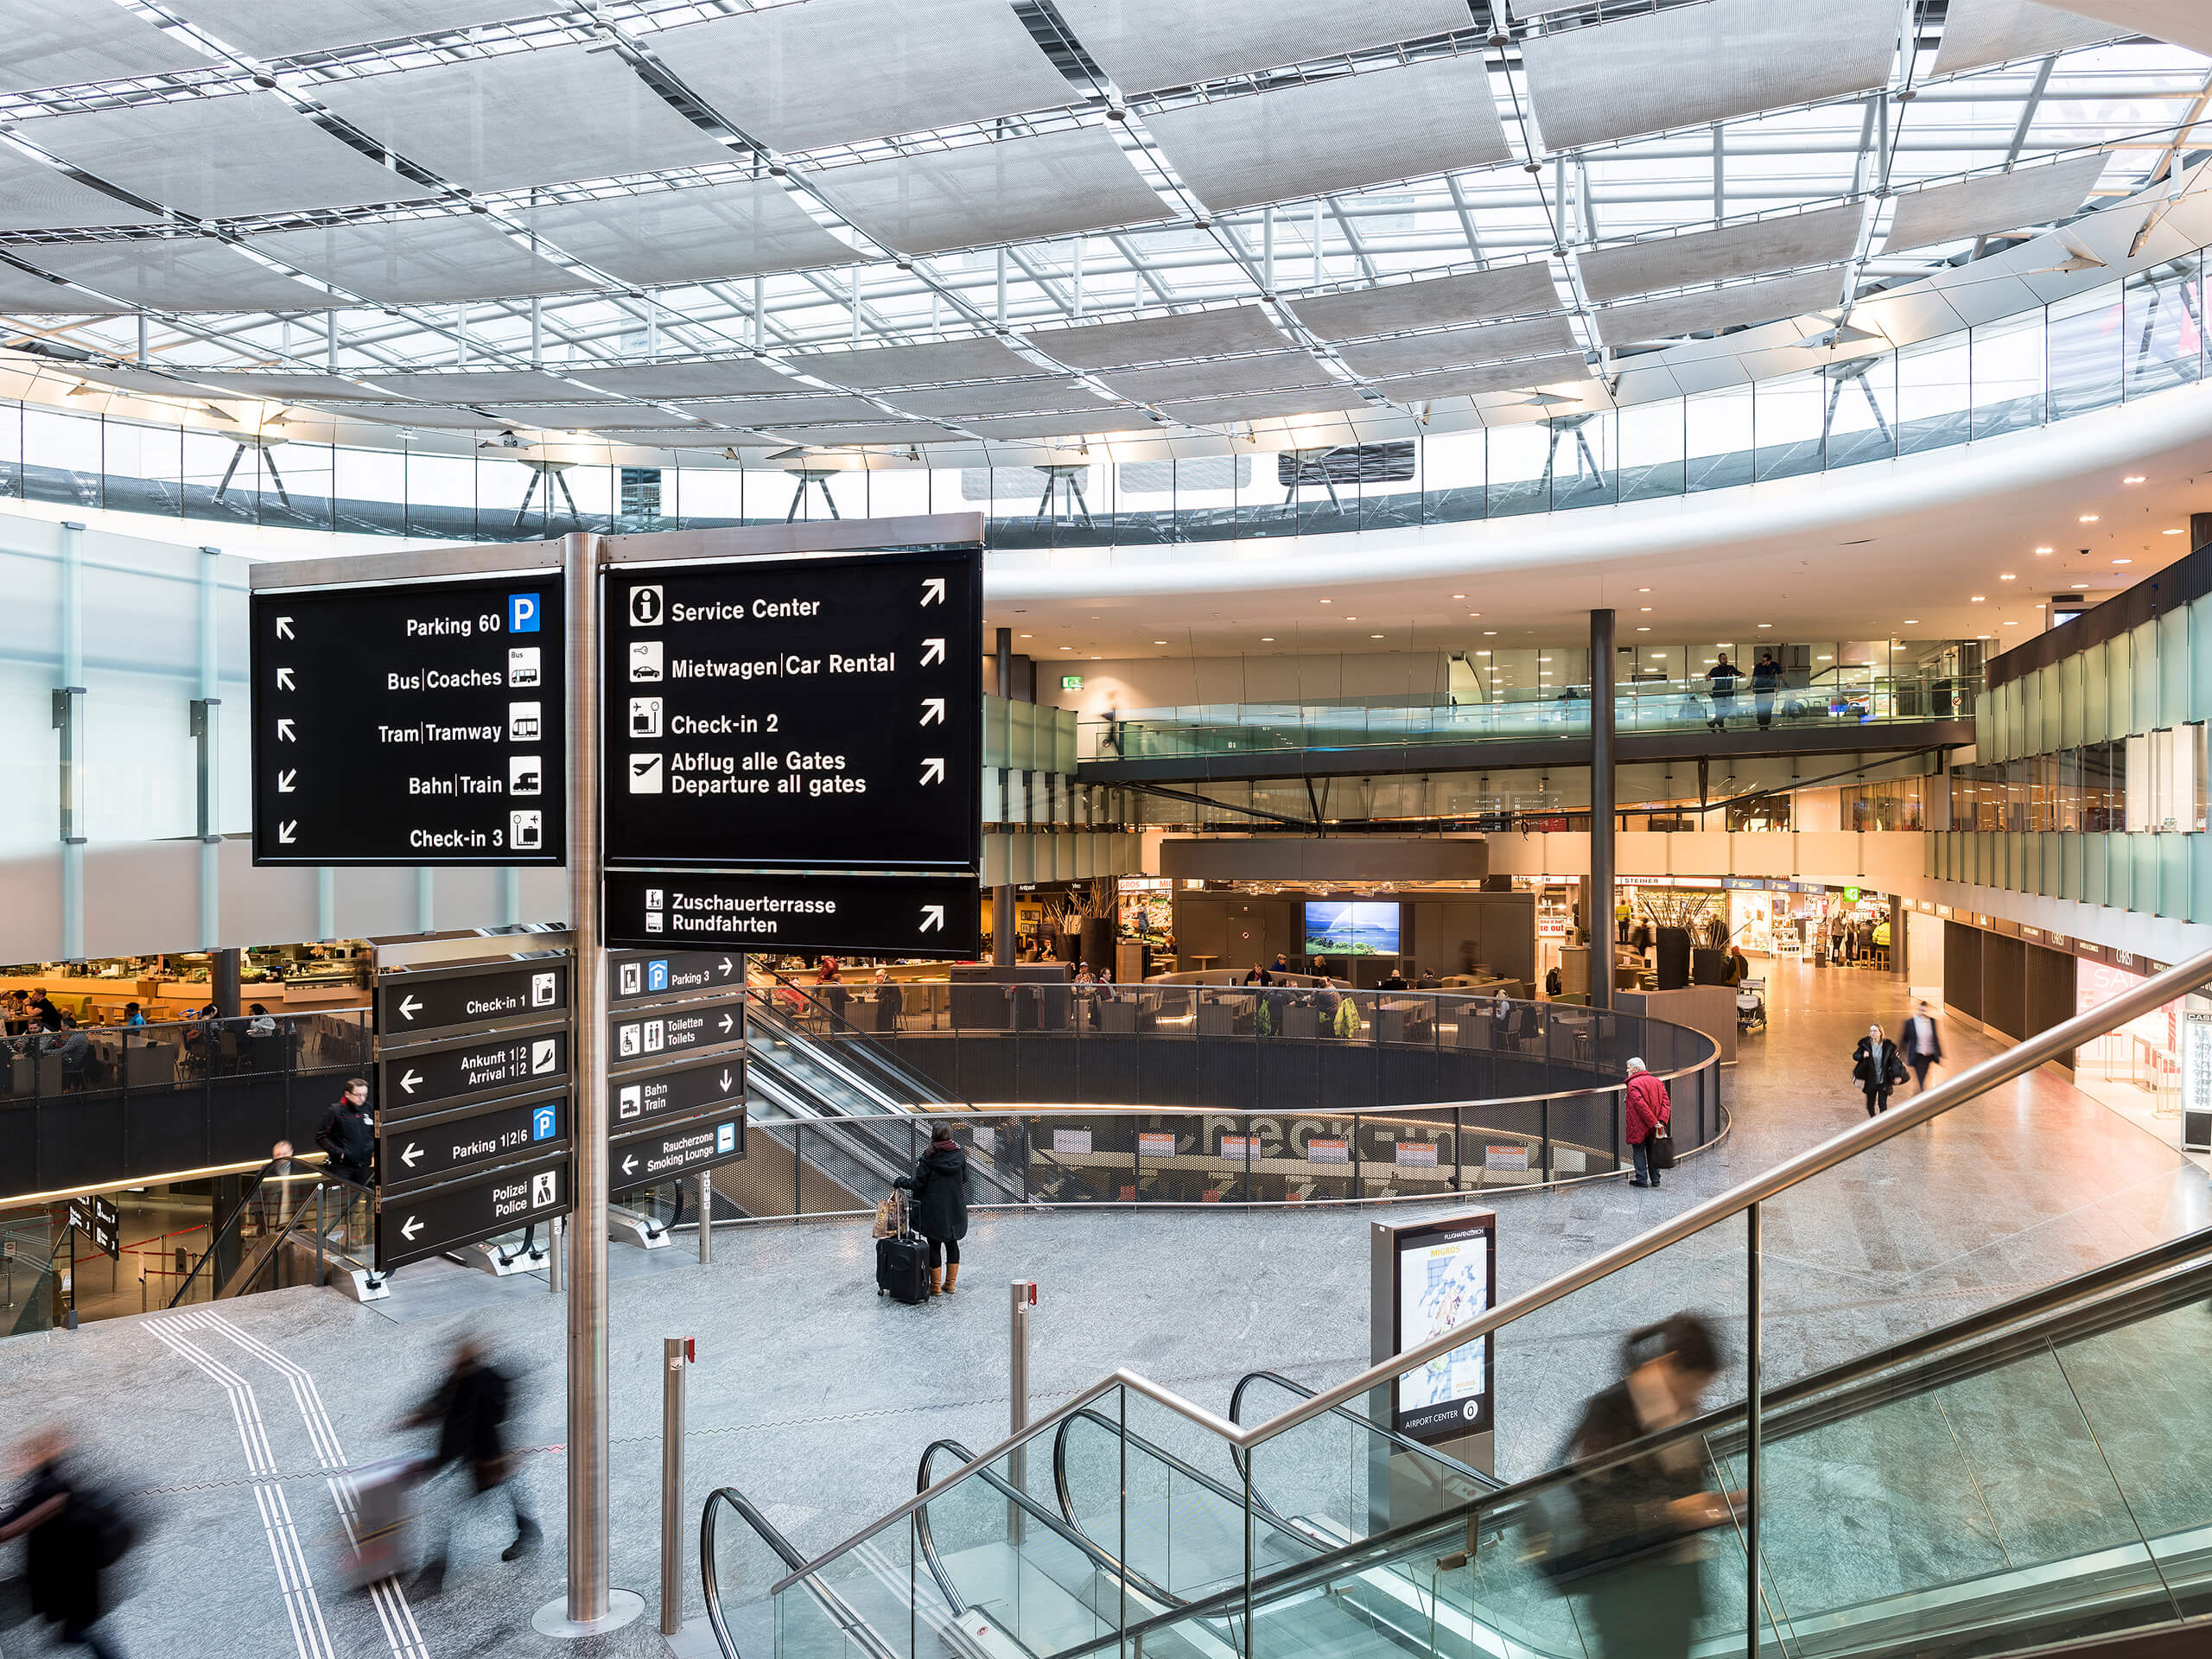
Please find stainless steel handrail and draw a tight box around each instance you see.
[769,943,2212,1595]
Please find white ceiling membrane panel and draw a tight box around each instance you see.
[490,404,690,429]
[675,393,889,423]
[795,336,1036,387]
[0,262,133,313]
[607,427,765,446]
[361,368,581,399]
[1159,385,1372,423]
[251,216,584,304]
[192,370,380,398]
[1335,315,1580,378]
[0,0,213,93]
[1371,355,1595,400]
[314,46,733,194]
[1100,353,1331,401]
[527,181,861,285]
[762,422,963,445]
[648,0,1075,153]
[0,152,156,231]
[810,128,1169,256]
[1880,153,2112,253]
[1022,303,1289,367]
[1051,0,1475,95]
[1519,0,1902,153]
[313,401,503,427]
[36,96,417,219]
[173,0,551,57]
[2051,1,2212,56]
[28,361,227,397]
[1577,203,1866,302]
[1929,0,2124,77]
[891,381,1109,416]
[1507,0,1593,15]
[26,240,323,310]
[1590,268,1846,346]
[966,411,1155,438]
[1145,55,1510,213]
[1287,265,1562,340]
[563,359,806,398]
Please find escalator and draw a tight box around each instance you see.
[167,1163,384,1306]
[700,950,2212,1659]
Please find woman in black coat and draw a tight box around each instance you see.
[893,1125,969,1296]
[1852,1023,1907,1116]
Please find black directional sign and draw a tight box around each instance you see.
[374,1148,571,1273]
[606,870,981,958]
[612,1053,746,1132]
[378,1089,569,1193]
[611,995,745,1066]
[251,574,565,867]
[609,950,742,1003]
[377,961,568,1038]
[601,547,982,872]
[68,1195,119,1261]
[379,1022,568,1122]
[611,1111,745,1186]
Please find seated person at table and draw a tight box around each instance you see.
[121,1001,146,1027]
[1378,968,1408,992]
[1414,967,1441,988]
[246,1003,278,1036]
[41,1017,90,1084]
[1241,963,1271,986]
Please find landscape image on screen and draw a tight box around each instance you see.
[1305,900,1400,957]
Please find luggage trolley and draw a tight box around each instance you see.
[1736,976,1767,1033]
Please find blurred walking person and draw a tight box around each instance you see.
[399,1338,538,1595]
[0,1425,134,1659]
[1900,1000,1943,1093]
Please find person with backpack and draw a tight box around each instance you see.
[1624,1058,1671,1188]
[893,1124,969,1297]
[1558,1315,1739,1657]
[1852,1023,1908,1116]
[0,1425,133,1659]
[399,1338,538,1595]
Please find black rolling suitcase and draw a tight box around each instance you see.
[876,1229,930,1304]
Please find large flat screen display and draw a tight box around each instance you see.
[1304,900,1400,958]
[1393,1215,1496,1441]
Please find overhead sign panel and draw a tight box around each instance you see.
[377,960,568,1039]
[374,1148,571,1273]
[606,870,981,958]
[612,994,745,1065]
[602,548,982,873]
[251,575,566,867]
[613,1053,745,1132]
[609,950,742,1002]
[378,1022,568,1121]
[378,1089,568,1193]
[612,1112,745,1185]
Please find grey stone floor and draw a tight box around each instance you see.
[0,961,2203,1659]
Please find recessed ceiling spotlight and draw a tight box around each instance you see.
[1260,636,1274,641]
[2004,620,2018,626]
[1818,654,1834,660]
[1452,594,1465,600]
[1318,599,1332,605]
[1476,650,1491,656]
[1637,626,1650,632]
[2080,514,2100,522]
[1970,595,1985,602]
[1999,573,2015,581]
[1483,630,1497,635]
[2165,528,2185,535]
[2034,546,2053,554]
[1904,619,1920,624]
[2113,557,2133,564]
[1019,632,1033,638]
[1640,606,1653,612]
[1757,622,1772,628]
[1370,632,1385,639]
[2072,582,2089,588]
[1153,639,1167,644]
[2123,475,2146,483]
[1346,615,1358,620]
[1977,632,1992,639]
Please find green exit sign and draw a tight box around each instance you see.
[1060,675,1084,690]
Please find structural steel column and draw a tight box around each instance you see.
[993,626,1015,967]
[1589,608,1615,1012]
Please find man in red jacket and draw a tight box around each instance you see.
[1624,1058,1671,1188]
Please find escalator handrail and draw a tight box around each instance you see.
[1226,1370,1503,1494]
[772,942,2212,1597]
[701,1487,898,1659]
[912,1437,1183,1615]
[1050,1403,1308,1546]
[165,1164,376,1308]
[752,976,967,1110]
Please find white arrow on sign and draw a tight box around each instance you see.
[621,1154,639,1177]
[276,616,295,639]
[920,905,945,933]
[401,1217,423,1241]
[400,1143,423,1168]
[921,638,946,665]
[276,718,297,742]
[276,769,296,793]
[920,757,945,785]
[276,667,296,690]
[718,1069,734,1092]
[397,994,423,1021]
[718,957,733,976]
[277,821,298,844]
[399,1068,423,1094]
[718,1013,734,1033]
[919,698,945,726]
[921,577,946,607]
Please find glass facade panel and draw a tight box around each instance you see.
[2048,284,2125,422]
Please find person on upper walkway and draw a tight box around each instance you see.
[1704,653,1742,731]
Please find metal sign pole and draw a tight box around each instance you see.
[537,531,642,1637]
[660,1336,689,1635]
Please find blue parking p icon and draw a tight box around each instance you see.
[509,593,540,633]
[647,959,670,992]
[532,1105,557,1141]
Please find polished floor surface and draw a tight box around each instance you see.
[0,961,2202,1658]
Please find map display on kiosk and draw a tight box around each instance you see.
[602,547,982,872]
